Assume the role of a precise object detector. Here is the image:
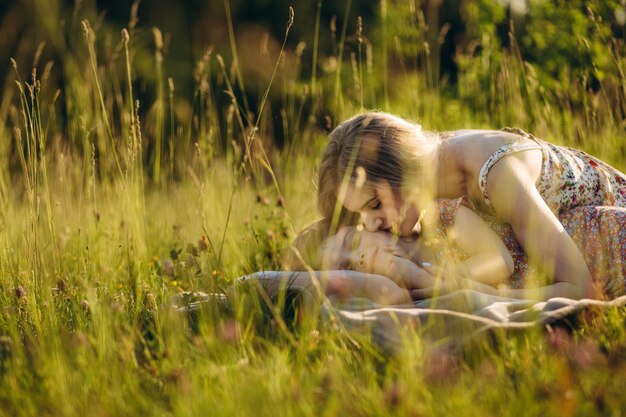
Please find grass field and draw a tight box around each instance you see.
[1,1,626,415]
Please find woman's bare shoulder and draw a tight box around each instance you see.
[444,129,522,144]
[443,129,534,163]
[437,129,543,204]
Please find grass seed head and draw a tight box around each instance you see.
[143,292,157,311]
[288,7,294,30]
[256,193,270,205]
[152,27,163,51]
[80,300,91,315]
[56,278,68,292]
[186,243,199,257]
[129,0,140,29]
[81,20,95,43]
[121,28,130,45]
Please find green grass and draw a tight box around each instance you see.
[1,1,626,416]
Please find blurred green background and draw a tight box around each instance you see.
[1,2,626,416]
[3,0,625,159]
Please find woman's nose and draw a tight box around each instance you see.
[362,213,383,232]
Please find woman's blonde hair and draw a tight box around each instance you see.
[317,112,440,220]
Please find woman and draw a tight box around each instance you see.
[317,112,626,299]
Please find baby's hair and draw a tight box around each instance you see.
[280,219,332,271]
[281,208,362,271]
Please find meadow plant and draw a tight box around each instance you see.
[0,1,625,415]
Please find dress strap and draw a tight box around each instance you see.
[478,140,542,211]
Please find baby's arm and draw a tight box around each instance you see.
[446,205,514,286]
[367,255,439,290]
[338,235,438,291]
[285,270,412,305]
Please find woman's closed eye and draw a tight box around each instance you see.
[369,198,381,210]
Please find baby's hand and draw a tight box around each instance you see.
[399,261,438,289]
[408,263,478,299]
[349,246,440,290]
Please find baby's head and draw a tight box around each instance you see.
[282,219,410,274]
[320,226,406,274]
[282,223,364,271]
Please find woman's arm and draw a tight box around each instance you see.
[485,150,598,299]
[409,270,589,301]
[447,205,514,286]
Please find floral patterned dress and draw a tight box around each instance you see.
[478,128,626,212]
[435,199,626,298]
[468,128,626,297]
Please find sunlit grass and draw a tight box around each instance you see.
[0,1,626,416]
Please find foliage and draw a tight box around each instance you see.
[522,0,622,84]
[0,0,625,416]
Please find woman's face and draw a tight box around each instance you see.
[340,180,420,237]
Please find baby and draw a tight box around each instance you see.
[319,199,516,296]
[282,199,517,302]
[279,219,413,305]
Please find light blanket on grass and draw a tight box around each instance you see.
[239,272,626,352]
